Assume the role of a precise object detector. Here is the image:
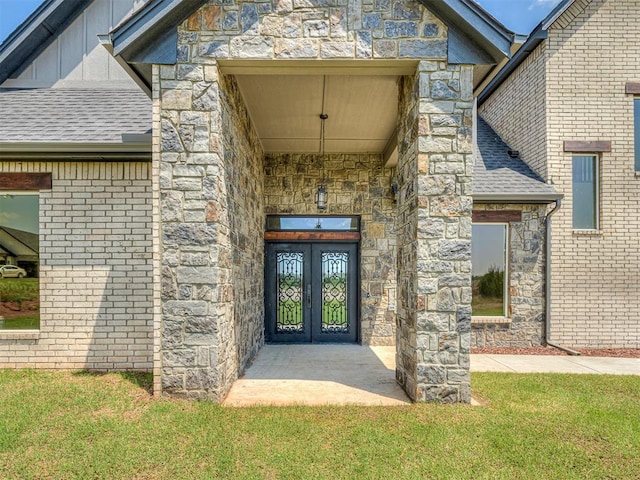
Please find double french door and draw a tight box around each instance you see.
[265,243,358,343]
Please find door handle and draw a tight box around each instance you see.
[306,284,312,309]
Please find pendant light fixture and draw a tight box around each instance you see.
[316,76,328,211]
[316,112,328,210]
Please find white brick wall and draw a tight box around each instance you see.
[546,0,640,348]
[479,42,548,180]
[0,161,154,368]
[482,0,640,348]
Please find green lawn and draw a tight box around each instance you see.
[278,300,348,326]
[0,370,638,479]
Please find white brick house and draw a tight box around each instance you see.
[479,0,640,349]
[0,0,154,368]
[0,0,574,402]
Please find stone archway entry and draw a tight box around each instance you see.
[115,0,516,402]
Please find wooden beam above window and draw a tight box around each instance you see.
[563,141,611,153]
[472,210,521,223]
[265,231,361,242]
[0,173,52,190]
[625,82,640,94]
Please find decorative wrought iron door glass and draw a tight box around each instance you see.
[321,251,349,334]
[265,243,358,343]
[276,251,304,333]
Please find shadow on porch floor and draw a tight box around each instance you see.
[223,345,411,407]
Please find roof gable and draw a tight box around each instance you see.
[109,0,207,62]
[0,0,91,85]
[0,0,152,155]
[0,0,144,89]
[103,0,515,89]
[418,0,514,63]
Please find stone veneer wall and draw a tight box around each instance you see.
[263,153,396,345]
[218,73,265,388]
[181,0,448,61]
[0,161,154,370]
[471,204,547,347]
[396,61,475,403]
[158,61,264,400]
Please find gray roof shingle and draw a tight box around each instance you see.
[0,88,151,144]
[474,116,561,203]
[0,226,38,257]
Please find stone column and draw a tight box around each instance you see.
[396,61,473,403]
[157,61,226,400]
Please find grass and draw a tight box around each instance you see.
[0,371,639,479]
[472,294,504,316]
[278,300,348,326]
[1,314,39,329]
[0,277,39,304]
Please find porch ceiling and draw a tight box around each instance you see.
[234,75,399,155]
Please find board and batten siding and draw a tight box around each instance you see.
[1,0,145,89]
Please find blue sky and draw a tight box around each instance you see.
[0,0,42,43]
[475,0,563,33]
[0,0,563,43]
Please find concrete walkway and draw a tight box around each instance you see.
[472,353,640,375]
[223,346,640,407]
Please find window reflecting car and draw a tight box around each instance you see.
[0,265,27,278]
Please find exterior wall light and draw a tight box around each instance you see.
[316,184,327,210]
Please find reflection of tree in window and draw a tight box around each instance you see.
[0,194,39,330]
[471,224,506,317]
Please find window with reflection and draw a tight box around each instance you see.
[635,99,640,172]
[0,194,39,330]
[472,224,507,317]
[572,155,599,230]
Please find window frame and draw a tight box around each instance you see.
[0,190,41,332]
[471,221,509,320]
[571,154,600,232]
[265,215,360,232]
[635,98,640,173]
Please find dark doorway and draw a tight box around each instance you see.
[265,242,358,343]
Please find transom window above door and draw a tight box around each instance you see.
[266,216,360,232]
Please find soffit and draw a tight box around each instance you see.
[235,75,399,155]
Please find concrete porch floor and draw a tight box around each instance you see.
[223,345,411,406]
[223,345,640,407]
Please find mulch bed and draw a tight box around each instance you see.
[0,301,39,319]
[472,346,640,358]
